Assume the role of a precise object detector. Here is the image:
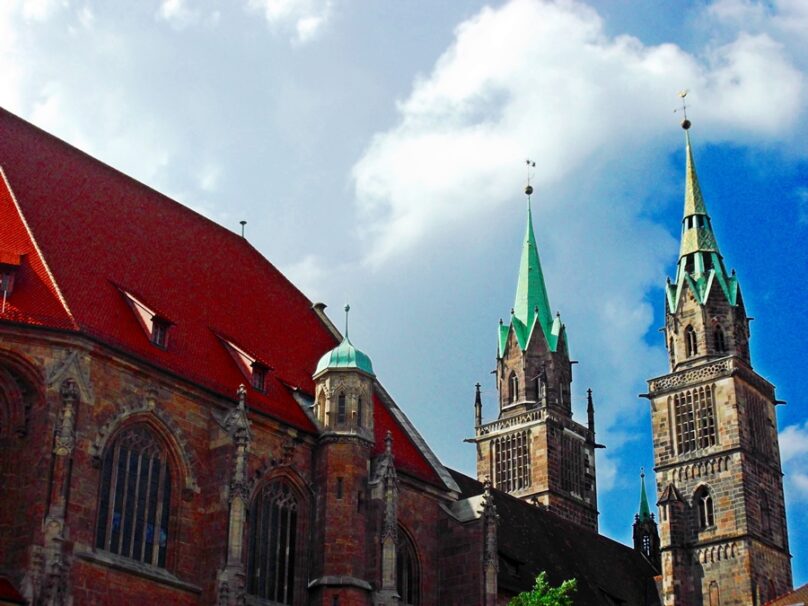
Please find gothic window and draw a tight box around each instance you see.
[561,434,584,496]
[695,486,714,529]
[493,431,530,493]
[760,491,771,538]
[641,533,652,557]
[357,396,363,427]
[685,325,697,357]
[337,393,346,424]
[508,371,518,403]
[714,326,726,353]
[674,386,716,454]
[397,530,420,605]
[709,581,720,606]
[746,389,770,455]
[703,254,714,271]
[95,426,172,568]
[247,481,299,604]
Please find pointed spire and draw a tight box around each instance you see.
[586,388,595,434]
[474,382,483,427]
[666,110,740,311]
[638,468,652,522]
[510,191,555,351]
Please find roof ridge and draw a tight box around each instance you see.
[0,166,77,329]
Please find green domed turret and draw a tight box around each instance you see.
[314,305,375,377]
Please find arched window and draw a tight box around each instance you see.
[508,372,519,403]
[685,325,698,357]
[397,530,420,606]
[96,426,172,567]
[709,581,720,606]
[695,486,714,529]
[714,326,726,353]
[337,393,346,424]
[760,491,771,537]
[357,396,363,428]
[248,481,299,604]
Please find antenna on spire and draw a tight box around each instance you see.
[344,303,351,340]
[524,159,536,197]
[674,90,691,130]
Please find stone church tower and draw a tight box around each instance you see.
[470,188,599,532]
[646,121,792,605]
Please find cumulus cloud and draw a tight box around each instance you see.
[350,0,807,488]
[780,421,808,502]
[246,0,333,43]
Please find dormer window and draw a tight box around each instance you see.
[251,362,268,393]
[118,287,174,349]
[151,317,170,348]
[216,333,273,393]
[0,252,21,314]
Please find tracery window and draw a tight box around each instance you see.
[561,433,584,496]
[685,325,698,357]
[695,486,714,529]
[674,386,716,454]
[397,530,420,606]
[493,431,530,493]
[96,426,172,568]
[247,481,299,604]
[357,396,363,427]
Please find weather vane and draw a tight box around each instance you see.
[674,89,691,130]
[525,159,536,197]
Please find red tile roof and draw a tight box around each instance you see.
[0,108,443,488]
[0,577,25,604]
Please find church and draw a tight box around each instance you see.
[0,105,792,605]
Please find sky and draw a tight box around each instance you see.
[1,0,806,587]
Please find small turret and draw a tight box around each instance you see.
[313,305,375,439]
[633,469,660,572]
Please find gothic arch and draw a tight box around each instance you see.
[0,349,44,437]
[90,404,199,498]
[397,524,421,606]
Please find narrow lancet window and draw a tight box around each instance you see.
[397,530,420,606]
[337,393,346,424]
[696,486,714,529]
[685,325,698,357]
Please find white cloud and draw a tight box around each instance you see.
[21,0,65,22]
[246,0,333,43]
[781,420,808,503]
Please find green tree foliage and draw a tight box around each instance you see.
[508,571,577,606]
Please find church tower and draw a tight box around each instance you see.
[310,306,376,606]
[633,469,661,572]
[470,182,599,532]
[646,116,792,606]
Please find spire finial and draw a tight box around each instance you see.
[385,430,393,456]
[344,303,351,340]
[524,159,536,198]
[675,89,691,130]
[239,220,247,238]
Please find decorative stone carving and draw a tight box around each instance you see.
[480,477,499,606]
[53,380,79,457]
[372,431,400,606]
[46,350,94,405]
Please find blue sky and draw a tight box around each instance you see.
[2,0,806,586]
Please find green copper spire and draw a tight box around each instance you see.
[638,469,652,522]
[499,189,563,355]
[666,125,740,312]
